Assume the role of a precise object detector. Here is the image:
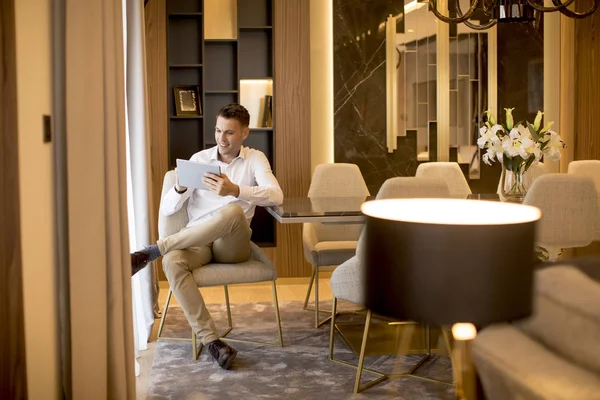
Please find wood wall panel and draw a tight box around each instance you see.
[575,0,600,161]
[0,0,28,396]
[268,0,312,277]
[145,0,168,279]
[573,1,600,257]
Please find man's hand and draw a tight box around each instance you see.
[174,167,187,192]
[203,172,240,197]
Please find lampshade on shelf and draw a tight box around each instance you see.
[360,198,541,326]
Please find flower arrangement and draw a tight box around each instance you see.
[477,108,566,201]
[477,108,565,170]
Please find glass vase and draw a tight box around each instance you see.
[500,164,528,202]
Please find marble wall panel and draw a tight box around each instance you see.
[333,0,411,195]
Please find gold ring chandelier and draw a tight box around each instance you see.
[428,0,599,30]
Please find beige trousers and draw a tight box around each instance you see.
[159,204,252,344]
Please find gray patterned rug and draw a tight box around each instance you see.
[146,301,455,399]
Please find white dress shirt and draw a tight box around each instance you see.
[161,146,283,228]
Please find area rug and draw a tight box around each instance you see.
[146,301,454,399]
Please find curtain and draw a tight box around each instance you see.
[65,0,135,397]
[124,0,157,376]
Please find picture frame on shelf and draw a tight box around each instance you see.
[174,85,202,116]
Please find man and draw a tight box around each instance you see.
[131,103,283,370]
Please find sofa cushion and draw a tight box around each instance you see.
[517,265,600,376]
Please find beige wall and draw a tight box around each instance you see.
[309,0,334,173]
[15,0,60,398]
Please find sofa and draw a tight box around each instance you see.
[472,258,600,400]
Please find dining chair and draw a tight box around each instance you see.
[415,162,472,196]
[568,160,600,241]
[328,177,452,393]
[303,163,370,328]
[523,174,598,261]
[156,171,283,359]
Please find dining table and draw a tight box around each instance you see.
[264,193,502,357]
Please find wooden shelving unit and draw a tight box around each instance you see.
[166,0,276,246]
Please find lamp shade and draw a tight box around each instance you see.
[361,198,541,326]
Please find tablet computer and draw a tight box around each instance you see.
[176,159,221,191]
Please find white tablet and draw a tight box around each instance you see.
[176,159,221,191]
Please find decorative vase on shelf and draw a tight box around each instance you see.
[500,164,528,203]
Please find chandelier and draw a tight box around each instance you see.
[428,0,599,30]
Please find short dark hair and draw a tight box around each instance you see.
[217,103,250,128]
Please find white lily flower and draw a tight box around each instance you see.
[490,138,505,162]
[518,124,532,140]
[478,125,501,148]
[508,127,520,140]
[519,136,534,159]
[502,135,521,157]
[543,130,565,161]
[532,144,542,162]
[482,150,493,166]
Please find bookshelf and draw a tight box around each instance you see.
[166,0,276,246]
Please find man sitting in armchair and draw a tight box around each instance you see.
[131,103,283,370]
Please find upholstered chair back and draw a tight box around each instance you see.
[524,174,598,249]
[415,162,472,196]
[304,163,370,243]
[376,177,450,199]
[568,160,600,189]
[307,163,370,198]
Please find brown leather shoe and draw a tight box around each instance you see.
[131,250,150,276]
[207,339,237,370]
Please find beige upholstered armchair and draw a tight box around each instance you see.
[156,171,283,358]
[302,163,370,328]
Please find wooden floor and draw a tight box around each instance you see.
[136,273,333,399]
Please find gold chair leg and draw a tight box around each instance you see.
[157,288,173,338]
[224,285,232,329]
[304,265,334,328]
[315,268,320,327]
[303,267,316,310]
[354,310,371,393]
[329,297,338,360]
[272,281,284,347]
[218,281,282,348]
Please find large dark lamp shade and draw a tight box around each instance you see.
[361,198,541,326]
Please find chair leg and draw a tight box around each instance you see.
[303,267,316,310]
[329,297,338,360]
[272,281,284,347]
[354,310,372,393]
[314,268,320,328]
[224,285,232,329]
[157,288,173,338]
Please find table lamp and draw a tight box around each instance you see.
[360,198,541,400]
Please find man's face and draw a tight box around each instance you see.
[214,116,249,160]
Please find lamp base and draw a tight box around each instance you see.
[452,339,477,400]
